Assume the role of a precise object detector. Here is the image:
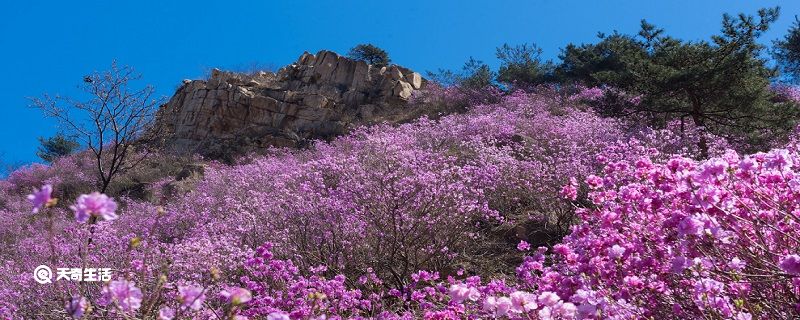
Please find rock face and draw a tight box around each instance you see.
[154,50,426,159]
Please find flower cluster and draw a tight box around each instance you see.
[2,85,800,319]
[518,147,800,318]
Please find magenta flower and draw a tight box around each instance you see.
[607,244,626,259]
[158,307,175,320]
[560,177,578,201]
[517,240,531,252]
[178,284,205,310]
[65,295,88,319]
[728,257,746,271]
[449,283,480,303]
[537,291,561,307]
[483,297,512,317]
[100,280,142,313]
[553,302,578,318]
[677,216,704,236]
[220,287,251,305]
[509,291,537,313]
[267,312,290,320]
[27,184,53,213]
[779,254,800,275]
[70,192,118,223]
[493,297,512,317]
[585,175,603,189]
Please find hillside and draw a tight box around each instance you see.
[4,70,800,318]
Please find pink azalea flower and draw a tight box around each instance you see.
[537,291,561,307]
[158,307,175,320]
[779,254,800,275]
[585,175,603,189]
[607,244,626,259]
[677,216,704,236]
[70,192,118,223]
[65,295,88,319]
[100,280,142,313]
[494,297,512,317]
[509,291,537,313]
[220,287,251,305]
[27,184,53,213]
[448,283,480,304]
[517,240,531,252]
[267,312,290,320]
[728,257,746,271]
[178,284,205,310]
[560,177,578,200]
[553,301,577,319]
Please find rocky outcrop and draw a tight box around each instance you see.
[153,50,426,159]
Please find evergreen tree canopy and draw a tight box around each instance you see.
[774,16,800,82]
[427,57,495,89]
[496,43,554,87]
[556,7,796,154]
[37,133,80,163]
[347,44,392,67]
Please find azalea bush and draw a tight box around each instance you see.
[0,88,625,318]
[2,86,799,319]
[519,146,800,319]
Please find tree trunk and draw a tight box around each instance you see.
[690,101,709,159]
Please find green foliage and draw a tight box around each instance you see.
[427,57,495,89]
[774,16,800,82]
[346,43,391,67]
[496,43,554,86]
[556,7,794,154]
[36,133,80,163]
[460,57,495,89]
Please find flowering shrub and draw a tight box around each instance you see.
[157,89,626,287]
[518,147,800,318]
[0,88,628,318]
[409,81,504,115]
[3,85,799,319]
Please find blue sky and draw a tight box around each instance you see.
[1,0,799,167]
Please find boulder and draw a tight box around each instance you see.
[153,50,426,159]
[405,72,422,89]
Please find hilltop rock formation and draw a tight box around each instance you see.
[153,50,426,159]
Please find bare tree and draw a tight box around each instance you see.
[30,62,162,193]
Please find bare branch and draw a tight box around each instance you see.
[29,62,165,192]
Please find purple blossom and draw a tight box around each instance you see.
[100,280,142,313]
[509,291,537,313]
[267,312,290,320]
[607,244,626,259]
[560,178,578,201]
[728,257,746,271]
[677,216,704,236]
[537,291,561,307]
[3,87,800,318]
[158,307,175,320]
[517,240,531,252]
[553,301,578,318]
[449,283,480,303]
[219,287,251,305]
[65,295,88,319]
[482,296,512,317]
[27,184,53,213]
[177,284,205,310]
[70,192,118,223]
[779,254,800,275]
